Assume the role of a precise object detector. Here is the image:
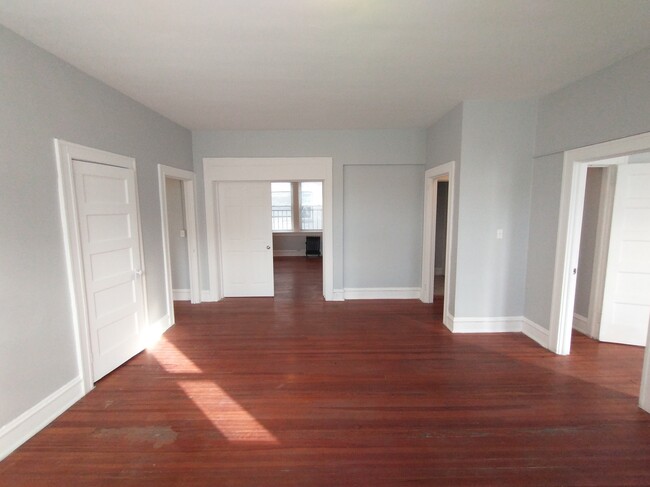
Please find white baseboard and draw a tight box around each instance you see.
[450,316,524,333]
[331,289,345,301]
[343,287,421,300]
[273,250,305,257]
[572,313,590,336]
[522,317,550,349]
[443,313,455,332]
[173,289,191,301]
[0,376,85,461]
[200,290,213,301]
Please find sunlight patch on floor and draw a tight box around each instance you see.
[149,336,202,374]
[179,380,279,444]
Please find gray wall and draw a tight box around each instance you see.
[574,168,603,318]
[536,47,650,158]
[191,129,427,290]
[273,233,322,255]
[523,154,564,327]
[343,165,424,288]
[525,46,650,329]
[0,26,193,429]
[455,100,537,317]
[165,179,190,290]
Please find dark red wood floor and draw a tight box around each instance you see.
[1,257,648,486]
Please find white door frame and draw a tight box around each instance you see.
[158,165,201,324]
[55,139,148,394]
[203,157,334,301]
[420,161,455,328]
[550,132,650,411]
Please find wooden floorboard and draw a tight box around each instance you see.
[2,257,649,486]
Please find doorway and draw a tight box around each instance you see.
[56,140,149,392]
[550,132,650,412]
[158,165,201,326]
[572,166,611,339]
[421,162,456,329]
[203,157,334,301]
[271,180,324,299]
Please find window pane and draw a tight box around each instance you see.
[299,182,323,230]
[271,182,292,231]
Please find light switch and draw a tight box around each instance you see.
[496,229,503,239]
[180,229,187,238]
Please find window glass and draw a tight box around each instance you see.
[299,182,323,230]
[271,182,292,231]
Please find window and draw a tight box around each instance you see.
[271,182,292,231]
[299,182,323,230]
[271,181,323,232]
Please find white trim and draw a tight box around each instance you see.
[343,287,421,300]
[158,164,201,327]
[200,290,212,301]
[522,318,550,348]
[420,162,455,330]
[0,377,84,461]
[550,131,650,355]
[203,157,334,301]
[173,289,191,300]
[273,250,306,257]
[55,139,149,393]
[572,313,590,336]
[449,316,524,334]
[332,289,345,301]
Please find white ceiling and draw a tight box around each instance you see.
[1,1,650,131]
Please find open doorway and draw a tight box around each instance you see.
[571,155,650,347]
[572,166,611,338]
[203,157,334,301]
[158,165,201,326]
[421,162,455,329]
[433,180,449,302]
[550,132,650,412]
[271,181,324,300]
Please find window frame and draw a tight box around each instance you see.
[272,181,323,233]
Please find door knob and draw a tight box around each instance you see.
[266,245,271,249]
[134,269,143,278]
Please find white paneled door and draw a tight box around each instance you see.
[72,160,147,380]
[600,163,650,346]
[218,182,274,297]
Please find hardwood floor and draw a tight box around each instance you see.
[2,257,649,486]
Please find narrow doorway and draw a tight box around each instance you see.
[573,167,606,337]
[433,180,449,305]
[158,164,201,327]
[420,162,455,329]
[165,178,191,301]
